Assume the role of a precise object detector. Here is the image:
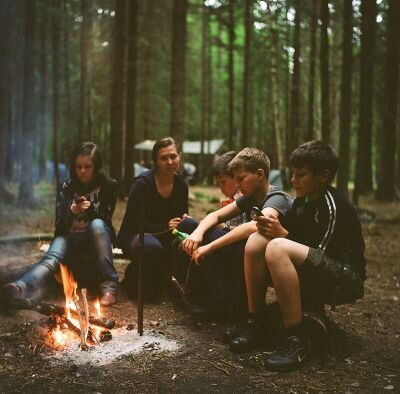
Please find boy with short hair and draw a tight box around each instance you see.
[248,140,365,372]
[181,147,292,316]
[212,151,244,230]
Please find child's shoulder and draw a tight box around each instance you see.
[324,187,360,220]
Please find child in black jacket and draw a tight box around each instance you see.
[250,140,366,372]
[2,142,119,307]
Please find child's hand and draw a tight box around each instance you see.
[182,232,203,256]
[192,245,211,265]
[182,213,192,219]
[71,198,91,214]
[255,214,287,238]
[168,217,182,229]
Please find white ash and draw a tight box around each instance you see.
[45,328,180,366]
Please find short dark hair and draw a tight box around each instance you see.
[69,141,105,186]
[152,137,180,162]
[228,147,270,179]
[211,151,237,177]
[290,140,339,182]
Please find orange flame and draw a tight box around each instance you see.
[60,264,78,319]
[95,300,102,317]
[53,325,66,346]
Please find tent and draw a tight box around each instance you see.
[134,139,224,155]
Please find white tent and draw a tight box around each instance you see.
[134,139,224,155]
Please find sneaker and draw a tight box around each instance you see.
[222,324,242,344]
[264,335,311,372]
[100,293,117,307]
[1,282,25,304]
[228,319,266,354]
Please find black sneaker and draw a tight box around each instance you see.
[263,335,311,372]
[228,319,266,354]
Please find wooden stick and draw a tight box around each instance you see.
[81,289,90,341]
[14,300,116,329]
[137,227,144,336]
[72,291,87,348]
[197,355,230,376]
[61,316,95,346]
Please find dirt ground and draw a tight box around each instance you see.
[0,184,399,393]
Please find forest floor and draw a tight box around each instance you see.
[0,183,399,393]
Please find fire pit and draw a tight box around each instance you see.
[5,264,180,366]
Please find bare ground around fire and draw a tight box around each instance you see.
[0,184,399,393]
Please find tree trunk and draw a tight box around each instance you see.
[306,0,318,141]
[38,1,49,182]
[227,0,235,150]
[51,0,61,187]
[0,0,13,203]
[353,0,377,204]
[266,1,287,188]
[170,0,188,146]
[337,0,353,195]
[110,0,127,194]
[124,0,138,194]
[289,0,301,152]
[142,1,153,141]
[18,0,37,207]
[376,0,400,201]
[320,0,330,143]
[63,0,73,151]
[241,0,252,148]
[199,5,210,182]
[79,0,92,140]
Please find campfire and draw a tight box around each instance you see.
[45,264,114,350]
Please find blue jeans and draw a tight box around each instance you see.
[16,219,118,299]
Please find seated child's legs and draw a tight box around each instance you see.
[299,247,364,308]
[244,232,272,314]
[18,235,68,297]
[123,234,166,301]
[265,238,309,329]
[177,217,198,235]
[88,219,118,293]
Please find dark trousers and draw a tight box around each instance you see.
[16,219,118,300]
[122,218,198,301]
[173,225,248,318]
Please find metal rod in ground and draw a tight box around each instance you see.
[137,227,144,336]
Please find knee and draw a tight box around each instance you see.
[133,236,164,258]
[89,219,109,236]
[245,232,268,259]
[265,238,289,267]
[177,217,198,234]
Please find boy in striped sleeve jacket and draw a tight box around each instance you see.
[252,140,366,372]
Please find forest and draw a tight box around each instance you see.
[0,0,399,204]
[0,1,400,391]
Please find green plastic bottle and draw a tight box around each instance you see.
[172,228,189,241]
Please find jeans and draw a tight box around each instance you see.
[16,219,118,299]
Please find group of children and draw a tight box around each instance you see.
[1,138,366,372]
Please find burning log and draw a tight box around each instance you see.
[14,300,116,329]
[58,315,112,346]
[72,290,88,348]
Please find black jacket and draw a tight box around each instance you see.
[117,169,188,251]
[286,186,366,280]
[54,176,118,242]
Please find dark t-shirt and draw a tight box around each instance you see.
[235,185,293,223]
[117,169,188,249]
